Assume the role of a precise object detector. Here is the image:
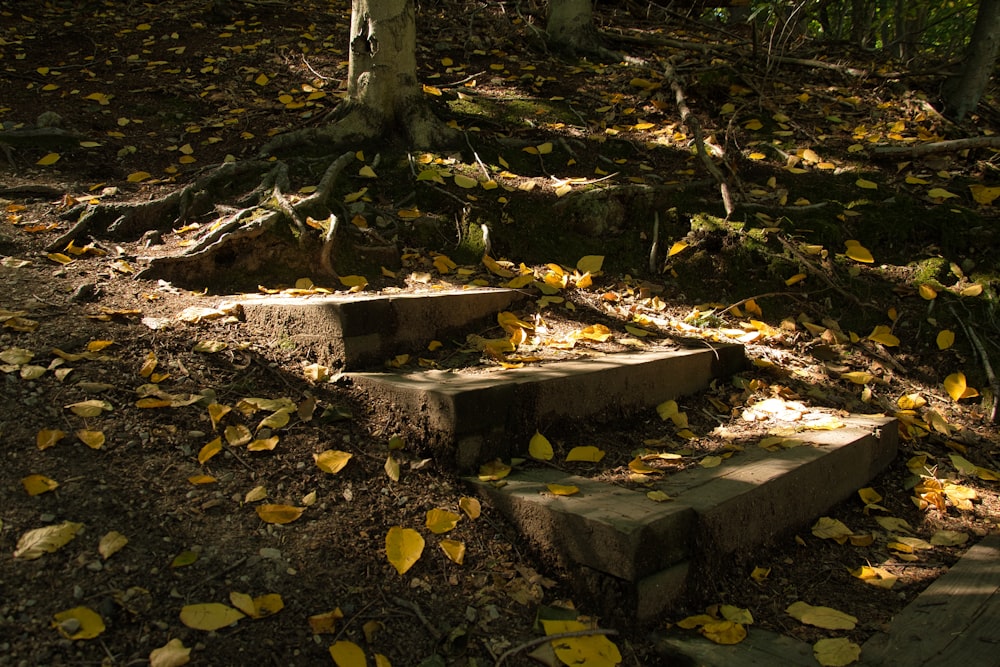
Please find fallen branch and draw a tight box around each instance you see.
[47,159,272,250]
[767,55,903,79]
[603,30,738,54]
[775,235,873,311]
[949,304,999,423]
[390,595,442,640]
[724,290,816,314]
[0,127,88,150]
[662,59,735,216]
[871,136,1000,158]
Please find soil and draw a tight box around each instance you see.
[2,1,1000,666]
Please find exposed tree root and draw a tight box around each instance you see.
[47,159,275,251]
[46,147,386,289]
[136,151,356,284]
[260,102,458,157]
[49,93,459,290]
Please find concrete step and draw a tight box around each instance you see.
[239,288,525,370]
[469,415,898,622]
[652,534,1000,666]
[861,533,1000,666]
[348,343,746,469]
[655,627,817,666]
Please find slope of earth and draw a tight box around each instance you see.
[2,1,1000,666]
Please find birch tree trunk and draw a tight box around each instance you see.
[264,0,453,153]
[546,0,618,59]
[547,0,597,53]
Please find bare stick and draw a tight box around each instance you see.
[872,136,1000,158]
[775,235,871,310]
[390,595,442,640]
[662,60,734,216]
[949,304,999,422]
[649,211,659,274]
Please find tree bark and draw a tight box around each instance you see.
[346,0,417,129]
[944,0,1000,121]
[546,0,618,59]
[263,0,454,154]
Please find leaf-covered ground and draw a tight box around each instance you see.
[2,1,999,665]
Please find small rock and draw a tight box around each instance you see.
[36,111,63,128]
[58,618,81,635]
[70,283,99,302]
[141,230,163,247]
[259,547,282,560]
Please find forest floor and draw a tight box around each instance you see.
[1,1,999,666]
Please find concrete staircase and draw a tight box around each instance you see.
[240,288,898,622]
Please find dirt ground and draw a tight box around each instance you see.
[2,1,1000,665]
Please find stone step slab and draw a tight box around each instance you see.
[348,343,746,469]
[239,288,525,370]
[861,534,1000,666]
[470,415,898,621]
[652,534,1000,666]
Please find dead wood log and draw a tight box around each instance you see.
[871,136,1000,158]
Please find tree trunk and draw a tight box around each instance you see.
[849,0,875,47]
[347,0,417,128]
[263,0,453,154]
[547,0,605,57]
[944,0,1000,121]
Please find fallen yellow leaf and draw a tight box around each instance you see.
[440,539,465,564]
[566,445,605,462]
[36,428,66,450]
[918,283,937,300]
[786,601,857,630]
[541,619,622,666]
[850,564,897,588]
[179,603,245,631]
[308,608,344,635]
[52,606,105,640]
[811,517,853,543]
[149,638,191,667]
[813,637,861,666]
[98,531,128,560]
[478,459,511,481]
[528,431,554,460]
[459,496,481,519]
[255,504,304,525]
[14,521,82,559]
[944,371,977,401]
[385,526,424,575]
[329,640,367,667]
[425,508,461,534]
[937,329,955,350]
[844,239,874,263]
[701,620,746,645]
[314,450,352,473]
[867,325,899,347]
[76,429,106,449]
[21,474,59,496]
